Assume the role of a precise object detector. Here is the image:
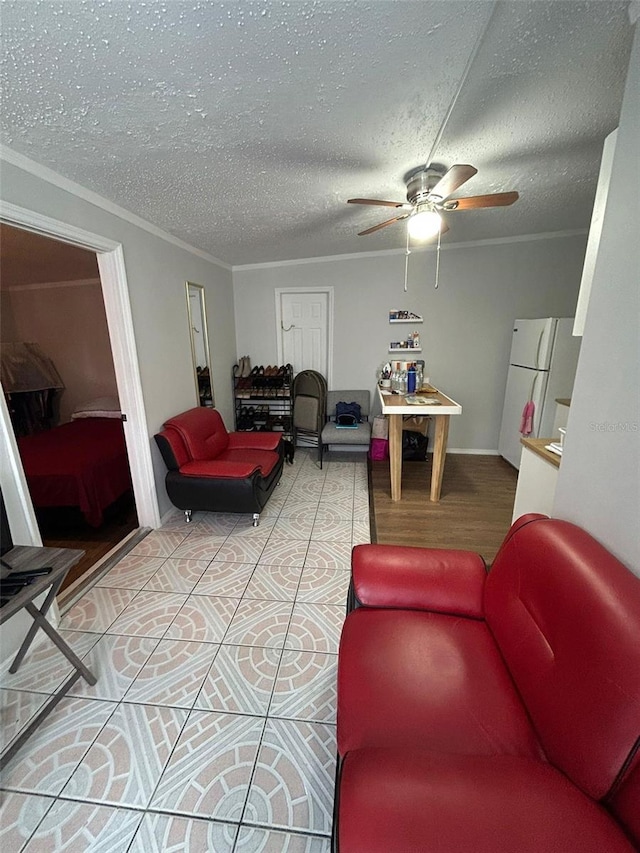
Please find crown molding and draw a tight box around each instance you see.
[5,278,101,292]
[0,145,232,271]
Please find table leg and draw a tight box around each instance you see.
[430,415,450,502]
[8,579,64,673]
[388,413,403,501]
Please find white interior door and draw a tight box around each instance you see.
[277,289,332,384]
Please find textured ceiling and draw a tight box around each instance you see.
[0,1,634,266]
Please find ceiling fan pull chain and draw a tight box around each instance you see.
[435,228,442,290]
[404,229,411,292]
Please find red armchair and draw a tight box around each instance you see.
[155,407,283,525]
[334,515,640,852]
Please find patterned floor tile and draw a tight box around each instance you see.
[164,595,239,643]
[285,604,345,654]
[315,503,353,527]
[353,496,370,515]
[303,542,352,572]
[195,645,281,716]
[95,554,166,589]
[0,631,99,694]
[67,635,159,701]
[296,568,350,606]
[129,812,237,853]
[310,514,353,543]
[124,639,217,708]
[235,826,331,852]
[170,533,228,561]
[280,499,320,517]
[130,530,190,558]
[352,521,371,545]
[258,541,309,568]
[287,481,324,502]
[61,702,187,808]
[0,689,49,752]
[106,590,188,638]
[223,600,294,649]
[280,499,319,520]
[244,565,303,602]
[20,799,142,853]
[317,495,354,519]
[0,791,55,853]
[1,445,369,845]
[1,697,116,796]
[269,651,338,724]
[269,515,316,540]
[192,562,256,598]
[143,558,209,593]
[190,513,240,536]
[243,719,336,835]
[214,538,268,564]
[319,480,354,500]
[150,710,264,822]
[59,587,138,633]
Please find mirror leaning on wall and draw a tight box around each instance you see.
[185,282,214,407]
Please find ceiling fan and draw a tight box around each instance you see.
[347,164,519,240]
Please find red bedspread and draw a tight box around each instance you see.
[17,418,132,527]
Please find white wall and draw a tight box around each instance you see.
[234,233,586,451]
[553,23,639,575]
[0,156,237,521]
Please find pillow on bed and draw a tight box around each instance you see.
[71,396,122,420]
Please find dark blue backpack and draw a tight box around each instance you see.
[335,401,362,426]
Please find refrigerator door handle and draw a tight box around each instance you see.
[534,329,544,371]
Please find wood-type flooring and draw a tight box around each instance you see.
[369,453,518,564]
[37,492,138,591]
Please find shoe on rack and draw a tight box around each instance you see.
[241,357,252,378]
[233,361,242,379]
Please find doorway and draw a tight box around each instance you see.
[0,224,138,590]
[275,287,334,385]
[0,203,160,594]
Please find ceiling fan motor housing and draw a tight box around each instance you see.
[406,167,447,205]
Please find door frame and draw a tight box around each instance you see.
[275,287,334,387]
[0,201,161,536]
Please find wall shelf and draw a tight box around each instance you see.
[388,347,422,353]
[389,318,423,324]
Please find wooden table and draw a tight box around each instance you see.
[377,386,462,502]
[0,545,96,768]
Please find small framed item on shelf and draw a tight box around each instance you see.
[389,310,423,323]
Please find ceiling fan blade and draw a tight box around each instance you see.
[427,164,478,202]
[348,198,411,209]
[358,213,409,236]
[443,191,519,211]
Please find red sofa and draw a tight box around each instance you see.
[334,515,640,852]
[155,408,283,525]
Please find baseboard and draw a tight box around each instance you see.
[438,448,501,455]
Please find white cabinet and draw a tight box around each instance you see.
[512,439,560,522]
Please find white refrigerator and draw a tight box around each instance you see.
[498,318,581,469]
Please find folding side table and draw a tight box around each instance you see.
[0,545,97,768]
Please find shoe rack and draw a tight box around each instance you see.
[232,359,293,438]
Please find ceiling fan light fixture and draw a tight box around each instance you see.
[407,206,442,241]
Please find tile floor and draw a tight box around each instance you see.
[0,450,369,852]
